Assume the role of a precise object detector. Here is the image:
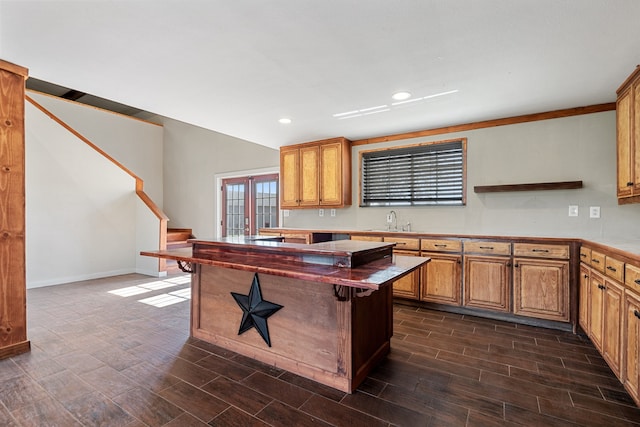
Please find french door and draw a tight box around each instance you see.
[221,174,279,237]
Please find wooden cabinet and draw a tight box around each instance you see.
[602,278,623,378]
[513,243,570,322]
[624,291,640,404]
[616,65,640,204]
[421,239,462,306]
[579,264,590,333]
[422,253,462,306]
[280,137,351,208]
[589,271,606,351]
[0,60,30,359]
[582,247,634,391]
[463,241,511,312]
[383,237,421,300]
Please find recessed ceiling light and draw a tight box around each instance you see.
[278,118,292,124]
[392,91,411,101]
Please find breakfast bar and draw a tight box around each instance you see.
[142,237,428,393]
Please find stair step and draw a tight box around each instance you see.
[167,228,193,242]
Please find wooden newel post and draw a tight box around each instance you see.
[0,59,30,359]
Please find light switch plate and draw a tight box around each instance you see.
[319,208,324,217]
[330,209,336,217]
[568,205,578,217]
[590,206,600,218]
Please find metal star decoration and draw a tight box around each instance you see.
[230,273,283,347]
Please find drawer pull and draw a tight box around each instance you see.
[606,266,617,272]
[592,259,600,264]
[531,249,549,253]
[479,246,494,250]
[628,182,634,187]
[598,284,606,290]
[580,253,587,258]
[635,279,640,285]
[635,310,640,319]
[434,244,447,248]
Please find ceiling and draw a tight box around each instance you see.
[2,1,640,150]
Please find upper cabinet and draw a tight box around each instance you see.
[280,137,352,209]
[616,65,640,204]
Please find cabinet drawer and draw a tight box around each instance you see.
[580,247,592,265]
[383,237,420,251]
[626,264,640,291]
[350,235,383,242]
[590,250,606,273]
[605,256,625,282]
[513,243,569,259]
[464,241,511,256]
[421,239,462,252]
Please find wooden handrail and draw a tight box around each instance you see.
[25,94,169,222]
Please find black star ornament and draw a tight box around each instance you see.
[230,273,283,347]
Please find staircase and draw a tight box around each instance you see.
[166,228,194,273]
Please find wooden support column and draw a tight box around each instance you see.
[0,59,30,359]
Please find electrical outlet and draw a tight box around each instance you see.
[330,209,336,217]
[319,208,324,217]
[589,206,600,218]
[568,205,578,217]
[386,214,393,223]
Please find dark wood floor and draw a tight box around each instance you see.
[1,273,639,426]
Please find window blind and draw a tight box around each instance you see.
[361,140,465,206]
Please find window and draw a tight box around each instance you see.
[360,139,466,207]
[221,174,279,236]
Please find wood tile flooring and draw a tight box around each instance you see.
[1,273,639,426]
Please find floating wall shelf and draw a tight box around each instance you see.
[474,180,583,193]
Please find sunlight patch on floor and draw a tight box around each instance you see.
[108,275,191,307]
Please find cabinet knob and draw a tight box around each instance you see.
[598,284,606,290]
[583,274,589,279]
[635,310,640,319]
[628,182,634,187]
[514,263,519,268]
[635,279,640,285]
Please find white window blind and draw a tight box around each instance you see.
[361,140,465,206]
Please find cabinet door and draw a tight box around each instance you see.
[634,82,640,195]
[299,145,319,207]
[618,87,633,198]
[422,253,462,306]
[513,258,569,322]
[464,256,510,312]
[579,264,590,333]
[624,292,640,404]
[589,272,605,352]
[319,142,342,206]
[603,279,623,379]
[392,250,421,300]
[280,148,300,208]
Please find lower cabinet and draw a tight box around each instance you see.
[624,291,640,404]
[602,278,623,377]
[579,264,590,332]
[421,252,462,305]
[513,258,569,321]
[589,271,606,351]
[464,255,511,312]
[391,249,421,299]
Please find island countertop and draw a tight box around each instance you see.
[141,236,429,291]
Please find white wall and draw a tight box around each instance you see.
[27,92,164,205]
[26,102,137,287]
[281,111,640,240]
[162,118,280,238]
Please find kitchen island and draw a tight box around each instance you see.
[141,237,428,393]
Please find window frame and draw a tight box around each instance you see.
[359,138,467,207]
